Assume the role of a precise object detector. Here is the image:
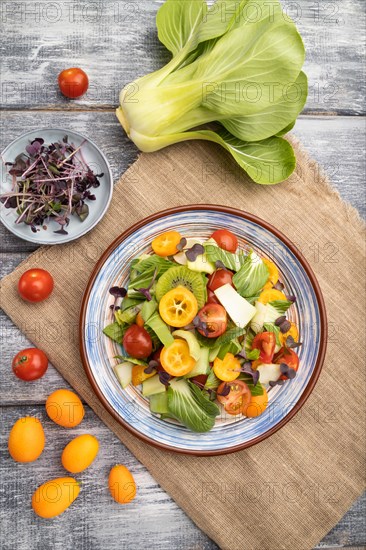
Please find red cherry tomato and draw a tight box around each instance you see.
[207,289,220,305]
[211,229,238,253]
[123,325,152,359]
[217,380,251,415]
[58,68,89,99]
[18,269,54,303]
[197,303,227,338]
[207,269,234,292]
[12,348,48,381]
[274,347,300,380]
[252,332,276,363]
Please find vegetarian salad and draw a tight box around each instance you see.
[104,229,301,433]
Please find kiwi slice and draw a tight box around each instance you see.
[155,266,206,308]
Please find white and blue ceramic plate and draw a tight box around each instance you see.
[0,128,113,245]
[80,206,327,456]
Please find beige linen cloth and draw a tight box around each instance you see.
[1,138,365,550]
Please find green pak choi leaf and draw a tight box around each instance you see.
[167,378,220,432]
[232,251,269,297]
[117,0,307,185]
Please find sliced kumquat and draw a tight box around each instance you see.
[258,288,287,304]
[160,339,196,377]
[279,322,299,346]
[152,231,182,256]
[159,286,198,327]
[262,258,279,286]
[213,353,241,382]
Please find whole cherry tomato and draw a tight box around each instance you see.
[123,325,152,359]
[18,269,54,303]
[58,68,89,99]
[12,348,48,381]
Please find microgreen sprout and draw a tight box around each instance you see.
[0,136,103,234]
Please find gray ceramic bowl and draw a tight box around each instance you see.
[0,128,113,245]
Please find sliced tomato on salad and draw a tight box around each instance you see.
[217,380,251,415]
[252,332,276,363]
[210,229,238,252]
[196,303,227,338]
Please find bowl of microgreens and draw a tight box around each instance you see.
[0,128,113,245]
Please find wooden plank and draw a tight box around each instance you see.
[0,0,364,114]
[0,404,364,549]
[1,112,365,253]
[0,405,218,550]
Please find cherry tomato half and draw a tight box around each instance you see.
[58,68,89,99]
[274,347,300,380]
[12,348,48,381]
[211,229,238,253]
[252,332,276,363]
[123,325,152,359]
[197,303,227,338]
[217,380,251,415]
[18,269,54,303]
[207,269,234,292]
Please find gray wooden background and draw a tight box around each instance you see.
[0,1,365,549]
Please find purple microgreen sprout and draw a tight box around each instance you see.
[215,260,226,270]
[193,315,208,336]
[109,286,127,316]
[236,346,247,359]
[286,294,297,303]
[239,361,260,386]
[176,237,187,252]
[217,383,231,397]
[185,243,204,262]
[279,319,291,334]
[285,335,302,349]
[158,371,171,387]
[273,281,285,291]
[137,267,158,301]
[275,315,286,327]
[144,360,159,375]
[279,362,297,380]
